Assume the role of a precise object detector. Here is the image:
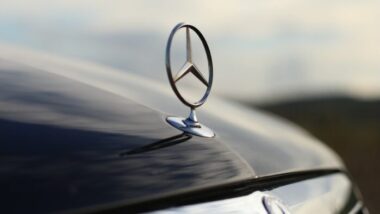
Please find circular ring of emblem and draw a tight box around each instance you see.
[165,23,213,109]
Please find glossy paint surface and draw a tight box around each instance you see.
[0,47,343,212]
[151,173,359,214]
[0,59,253,213]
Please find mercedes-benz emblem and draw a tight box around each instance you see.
[165,22,215,138]
[262,195,290,214]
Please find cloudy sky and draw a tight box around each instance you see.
[0,0,379,102]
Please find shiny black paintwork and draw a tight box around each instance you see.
[149,173,362,214]
[0,48,344,213]
[0,60,253,213]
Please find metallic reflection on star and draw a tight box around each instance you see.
[174,27,208,87]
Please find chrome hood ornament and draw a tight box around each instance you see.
[165,23,215,138]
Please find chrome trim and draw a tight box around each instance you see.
[148,173,362,214]
[348,202,368,214]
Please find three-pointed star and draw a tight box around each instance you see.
[174,62,208,86]
[173,27,209,87]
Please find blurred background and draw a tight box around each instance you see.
[0,0,378,212]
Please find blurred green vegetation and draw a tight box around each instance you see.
[253,96,380,213]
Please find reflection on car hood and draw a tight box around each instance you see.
[0,45,343,213]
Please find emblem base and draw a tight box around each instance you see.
[166,116,215,138]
